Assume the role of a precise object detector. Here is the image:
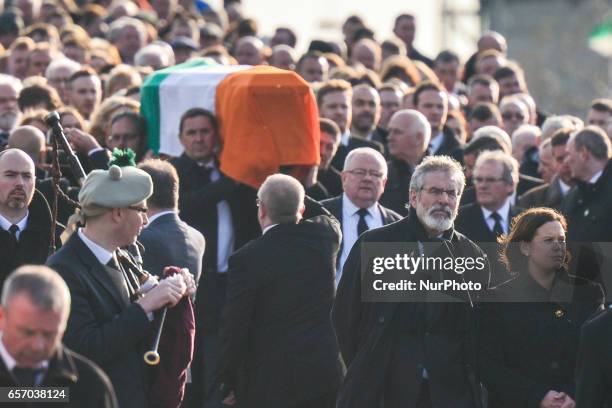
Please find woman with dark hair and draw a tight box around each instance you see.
[479,207,603,408]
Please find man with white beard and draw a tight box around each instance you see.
[0,75,22,149]
[333,155,490,408]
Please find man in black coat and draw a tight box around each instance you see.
[455,151,524,285]
[219,174,344,408]
[47,163,193,408]
[321,147,401,285]
[414,81,464,165]
[561,127,612,284]
[379,109,431,215]
[0,149,63,288]
[0,265,117,408]
[575,309,612,407]
[333,156,490,408]
[169,107,259,408]
[138,159,205,282]
[316,80,384,171]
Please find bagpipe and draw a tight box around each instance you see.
[45,111,195,408]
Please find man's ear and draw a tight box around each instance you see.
[409,188,417,209]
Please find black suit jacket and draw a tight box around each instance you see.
[46,234,153,408]
[518,175,566,210]
[575,309,612,407]
[321,194,402,261]
[318,166,343,197]
[455,203,524,286]
[0,190,63,288]
[170,153,259,332]
[139,212,206,283]
[0,345,118,408]
[219,215,344,407]
[431,126,464,164]
[379,158,413,216]
[331,135,384,171]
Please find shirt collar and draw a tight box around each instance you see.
[558,178,571,195]
[343,193,378,218]
[340,130,351,147]
[0,211,29,234]
[481,198,511,225]
[262,223,279,235]
[0,333,48,371]
[428,131,444,153]
[78,229,114,265]
[589,169,603,184]
[146,210,176,226]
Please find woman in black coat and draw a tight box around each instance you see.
[479,207,603,408]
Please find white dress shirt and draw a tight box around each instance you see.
[481,199,511,235]
[589,170,603,184]
[200,160,235,273]
[428,131,444,154]
[0,211,29,240]
[558,179,571,196]
[337,194,383,285]
[146,210,176,226]
[78,229,114,265]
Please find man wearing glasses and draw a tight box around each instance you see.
[322,147,401,285]
[47,163,193,408]
[334,155,490,408]
[455,150,523,285]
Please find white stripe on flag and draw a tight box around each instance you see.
[158,65,251,157]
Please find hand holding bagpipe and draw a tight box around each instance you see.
[138,267,196,365]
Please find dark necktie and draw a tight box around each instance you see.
[106,255,130,302]
[13,366,42,386]
[8,224,19,244]
[491,212,504,237]
[357,208,369,237]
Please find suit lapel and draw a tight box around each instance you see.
[70,235,128,310]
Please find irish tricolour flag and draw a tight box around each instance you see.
[141,59,320,188]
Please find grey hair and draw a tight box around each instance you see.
[541,115,576,141]
[134,42,175,68]
[512,125,541,149]
[44,58,82,79]
[571,126,612,160]
[0,74,23,94]
[391,109,431,148]
[257,174,305,224]
[2,265,71,322]
[475,150,519,187]
[108,17,147,44]
[409,155,465,196]
[343,147,388,177]
[472,125,512,153]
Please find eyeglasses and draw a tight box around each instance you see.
[346,169,385,179]
[502,112,525,121]
[473,176,505,184]
[420,187,458,199]
[127,205,148,213]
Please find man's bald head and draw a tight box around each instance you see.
[235,36,265,65]
[477,31,507,54]
[0,148,36,215]
[7,126,46,164]
[387,109,431,166]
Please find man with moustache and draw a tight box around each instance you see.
[0,149,62,288]
[334,155,490,408]
[0,74,22,149]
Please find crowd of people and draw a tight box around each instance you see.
[1,0,612,407]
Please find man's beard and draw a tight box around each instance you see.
[0,110,20,131]
[6,188,28,209]
[353,113,376,133]
[416,201,456,233]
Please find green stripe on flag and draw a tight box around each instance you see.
[588,20,612,57]
[141,58,215,154]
